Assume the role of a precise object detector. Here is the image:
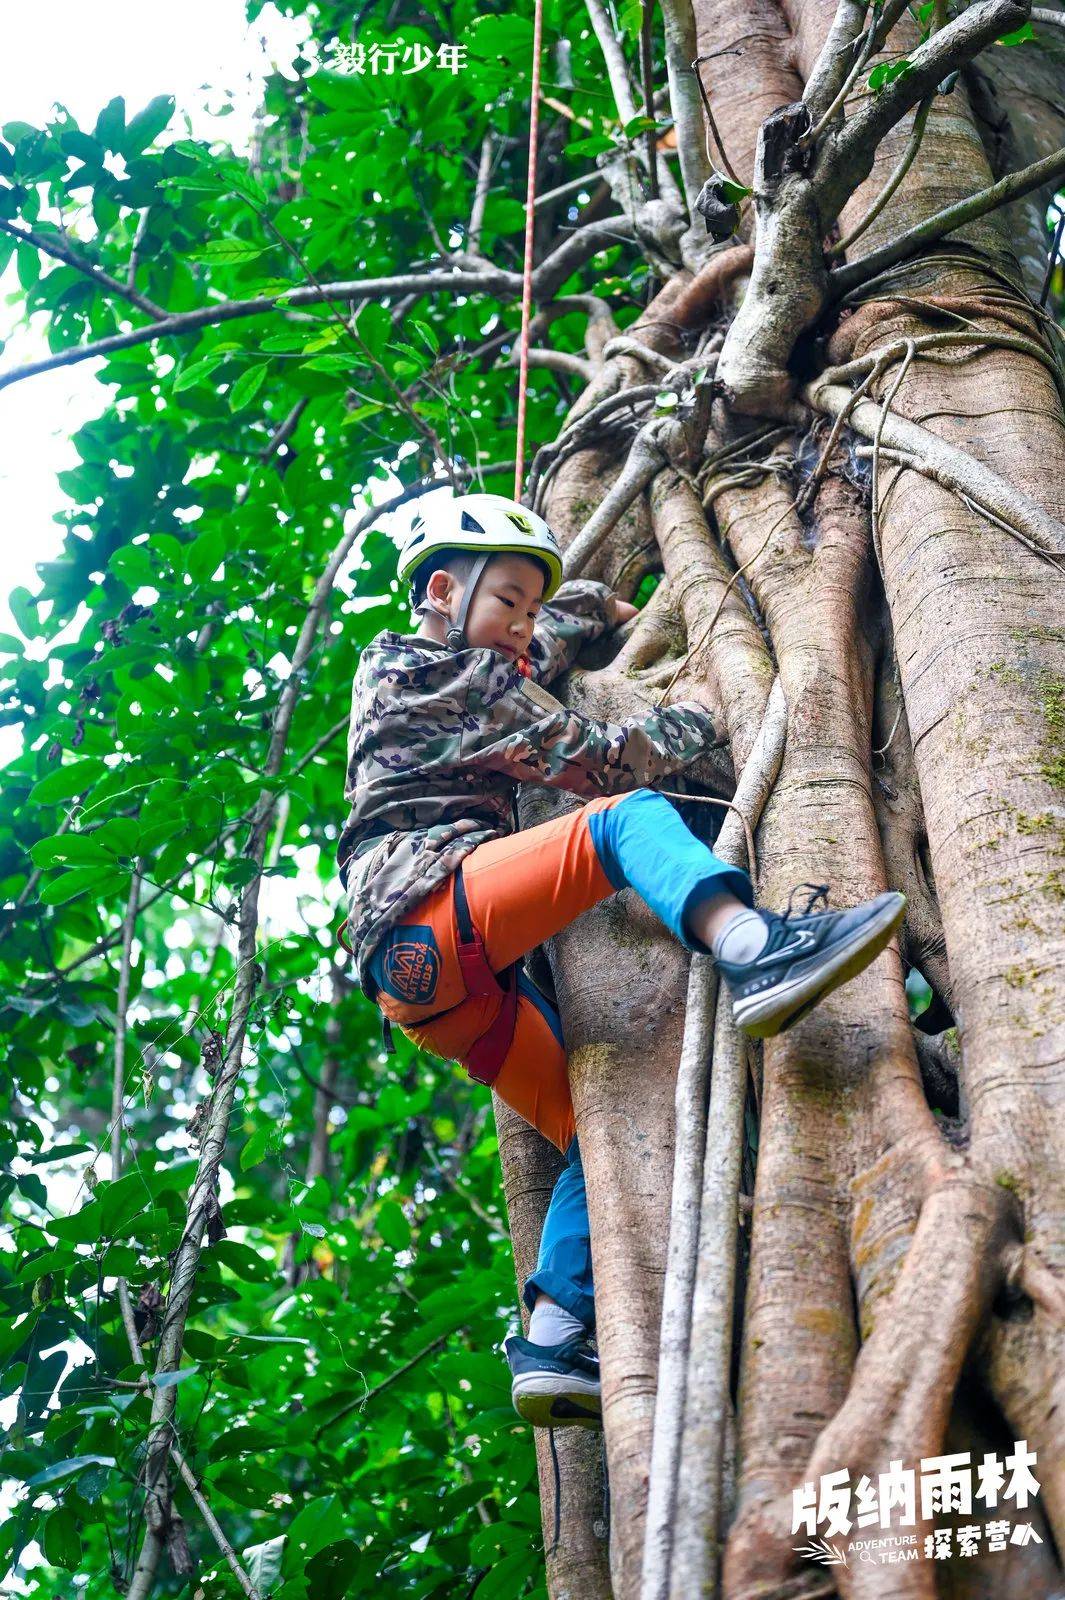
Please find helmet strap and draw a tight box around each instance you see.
[445,553,491,650]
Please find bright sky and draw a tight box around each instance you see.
[0,0,312,640]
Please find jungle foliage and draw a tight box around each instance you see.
[0,0,628,1592]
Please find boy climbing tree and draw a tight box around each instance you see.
[337,491,906,1428]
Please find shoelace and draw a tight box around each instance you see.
[546,1427,610,1558]
[781,881,830,922]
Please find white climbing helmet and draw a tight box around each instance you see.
[398,492,565,652]
[398,492,564,601]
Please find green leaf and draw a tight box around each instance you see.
[240,1125,273,1171]
[191,239,269,266]
[29,757,106,805]
[431,1353,511,1400]
[94,96,126,149]
[998,20,1033,43]
[304,1538,366,1600]
[186,526,227,585]
[26,1454,115,1488]
[567,134,616,157]
[39,865,119,907]
[7,585,41,640]
[43,1505,82,1570]
[303,353,356,374]
[173,351,227,392]
[28,833,111,870]
[229,362,270,411]
[283,1497,344,1567]
[245,1534,286,1594]
[152,1365,200,1389]
[212,1241,277,1281]
[410,319,439,354]
[342,401,386,425]
[617,0,645,38]
[719,178,752,204]
[352,302,392,361]
[868,58,912,91]
[60,129,104,165]
[470,1548,540,1598]
[122,95,175,154]
[376,1200,410,1251]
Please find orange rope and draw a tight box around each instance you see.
[514,0,545,502]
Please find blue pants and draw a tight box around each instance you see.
[521,789,752,1330]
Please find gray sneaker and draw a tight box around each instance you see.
[715,884,907,1039]
[504,1334,602,1429]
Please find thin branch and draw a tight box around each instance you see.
[313,1334,452,1438]
[0,268,516,392]
[563,422,669,573]
[1040,209,1065,307]
[826,0,1028,186]
[585,0,640,130]
[802,0,871,123]
[468,131,494,251]
[109,875,262,1600]
[127,207,151,291]
[659,0,712,209]
[827,96,932,259]
[532,170,608,210]
[807,374,1065,566]
[640,0,661,200]
[642,681,787,1600]
[517,347,596,381]
[830,145,1065,297]
[803,0,910,146]
[534,213,638,298]
[0,217,638,392]
[691,55,742,185]
[0,218,166,318]
[110,867,142,1177]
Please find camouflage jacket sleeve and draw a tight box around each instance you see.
[524,578,617,686]
[459,655,722,796]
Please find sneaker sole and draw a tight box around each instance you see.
[512,1374,602,1430]
[733,892,907,1040]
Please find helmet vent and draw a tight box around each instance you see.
[460,510,486,533]
[505,511,533,533]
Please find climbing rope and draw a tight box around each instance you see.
[515,0,545,501]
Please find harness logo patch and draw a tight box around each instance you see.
[381,925,441,1004]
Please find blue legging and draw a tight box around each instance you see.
[522,788,752,1330]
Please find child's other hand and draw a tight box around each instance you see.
[612,599,639,624]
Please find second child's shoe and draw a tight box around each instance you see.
[717,884,907,1039]
[504,1333,602,1429]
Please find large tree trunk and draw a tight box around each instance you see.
[511,1,1065,1595]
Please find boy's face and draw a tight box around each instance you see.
[428,552,547,660]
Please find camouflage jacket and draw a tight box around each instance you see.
[338,578,723,1000]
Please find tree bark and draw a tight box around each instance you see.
[511,2,1065,1595]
